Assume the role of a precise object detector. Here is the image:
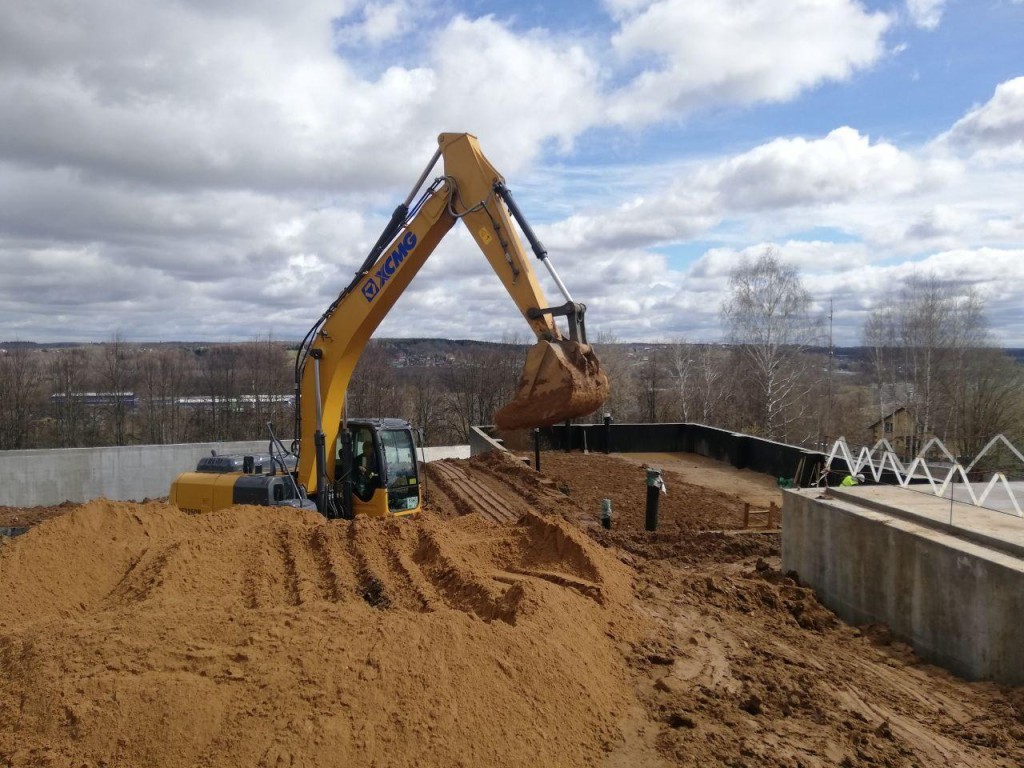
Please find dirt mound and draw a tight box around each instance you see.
[440,452,1024,767]
[0,499,638,768]
[4,451,1023,767]
[0,500,81,529]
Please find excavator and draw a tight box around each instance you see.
[170,133,609,519]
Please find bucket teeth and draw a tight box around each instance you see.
[494,340,609,430]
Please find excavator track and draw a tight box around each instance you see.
[428,460,521,524]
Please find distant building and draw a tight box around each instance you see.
[50,392,293,410]
[868,406,929,457]
[50,392,139,409]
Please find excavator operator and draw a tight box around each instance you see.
[354,430,379,502]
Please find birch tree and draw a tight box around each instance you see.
[721,250,821,441]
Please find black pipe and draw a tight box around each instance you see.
[645,468,662,532]
[361,204,409,274]
[563,420,571,452]
[534,428,541,471]
[603,413,612,454]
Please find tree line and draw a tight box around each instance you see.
[1,252,1021,458]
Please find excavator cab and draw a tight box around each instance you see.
[336,419,421,518]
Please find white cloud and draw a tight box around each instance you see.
[335,1,417,46]
[906,0,945,30]
[943,76,1024,163]
[1,2,1022,348]
[530,127,952,257]
[605,0,891,123]
[699,127,936,210]
[418,16,602,170]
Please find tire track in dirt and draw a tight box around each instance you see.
[428,461,521,523]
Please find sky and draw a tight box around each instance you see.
[1,0,1022,347]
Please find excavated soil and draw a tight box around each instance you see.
[2,450,1022,767]
[0,502,81,529]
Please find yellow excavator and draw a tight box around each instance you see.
[170,132,609,519]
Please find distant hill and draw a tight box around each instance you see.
[4,338,1023,365]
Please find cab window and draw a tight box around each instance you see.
[380,428,419,511]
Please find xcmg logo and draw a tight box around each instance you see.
[361,232,417,302]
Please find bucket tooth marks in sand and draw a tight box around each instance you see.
[345,520,397,610]
[428,460,521,524]
[412,523,525,625]
[306,525,359,604]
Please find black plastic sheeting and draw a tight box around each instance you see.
[0,527,30,538]
[538,422,852,486]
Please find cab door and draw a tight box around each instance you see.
[379,428,421,516]
[340,426,389,517]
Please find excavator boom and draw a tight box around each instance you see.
[295,133,609,502]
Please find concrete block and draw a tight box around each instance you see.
[782,489,1024,685]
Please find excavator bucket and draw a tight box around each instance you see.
[494,340,610,430]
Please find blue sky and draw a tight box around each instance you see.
[0,0,1022,346]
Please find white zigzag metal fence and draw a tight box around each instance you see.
[822,435,1024,518]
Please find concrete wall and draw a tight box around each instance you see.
[0,442,470,506]
[469,426,507,457]
[782,489,1024,685]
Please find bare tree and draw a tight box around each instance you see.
[665,339,730,424]
[48,347,89,447]
[947,348,1022,458]
[196,345,245,440]
[639,346,664,422]
[591,331,640,423]
[688,344,730,426]
[239,336,292,438]
[438,344,520,440]
[721,250,821,441]
[863,305,900,429]
[137,346,194,443]
[0,346,42,449]
[98,334,137,445]
[862,276,1011,458]
[403,368,444,443]
[348,341,402,420]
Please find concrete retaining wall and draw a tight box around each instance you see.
[0,442,470,506]
[469,426,507,457]
[782,489,1024,685]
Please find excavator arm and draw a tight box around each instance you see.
[294,133,608,510]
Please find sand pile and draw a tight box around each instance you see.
[5,451,1022,767]
[0,499,638,768]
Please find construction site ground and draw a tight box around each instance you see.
[1,451,1022,767]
